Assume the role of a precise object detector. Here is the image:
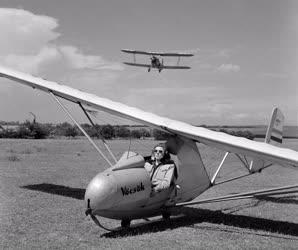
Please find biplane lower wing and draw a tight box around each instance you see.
[162,65,191,69]
[123,62,151,68]
[121,49,194,57]
[0,66,297,168]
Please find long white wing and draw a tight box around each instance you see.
[0,66,297,168]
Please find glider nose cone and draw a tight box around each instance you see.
[85,172,116,213]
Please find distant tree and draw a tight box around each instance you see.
[0,129,19,138]
[30,123,49,139]
[139,128,151,138]
[218,128,255,140]
[64,126,78,138]
[55,122,73,136]
[153,129,171,140]
[100,124,114,139]
[17,123,31,138]
[131,129,141,139]
[114,126,130,138]
[81,123,92,136]
[236,130,255,140]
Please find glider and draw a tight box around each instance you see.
[0,66,297,231]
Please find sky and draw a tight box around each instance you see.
[0,0,297,125]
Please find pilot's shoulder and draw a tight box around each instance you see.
[144,161,153,170]
[161,163,175,171]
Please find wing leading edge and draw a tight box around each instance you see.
[0,66,297,168]
[121,49,194,57]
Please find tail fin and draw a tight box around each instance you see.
[249,107,284,173]
[264,107,284,145]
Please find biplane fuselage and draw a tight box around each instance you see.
[85,137,211,220]
[149,56,163,72]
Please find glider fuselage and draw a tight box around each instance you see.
[84,137,211,221]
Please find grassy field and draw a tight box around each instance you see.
[0,138,297,249]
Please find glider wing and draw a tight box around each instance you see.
[0,66,297,168]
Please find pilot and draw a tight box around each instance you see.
[151,56,158,66]
[144,144,177,193]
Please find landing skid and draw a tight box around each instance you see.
[87,212,173,232]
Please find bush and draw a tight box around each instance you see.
[64,126,78,137]
[100,124,114,139]
[153,129,171,140]
[131,130,141,139]
[114,126,130,138]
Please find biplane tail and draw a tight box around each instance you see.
[249,107,284,173]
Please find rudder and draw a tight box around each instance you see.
[250,107,284,173]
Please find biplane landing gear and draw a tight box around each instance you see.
[148,67,151,72]
[121,219,131,228]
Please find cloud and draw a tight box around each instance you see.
[218,49,232,58]
[59,46,123,71]
[0,8,123,74]
[0,8,59,55]
[261,72,289,79]
[217,63,240,73]
[2,46,60,74]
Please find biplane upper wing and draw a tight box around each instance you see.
[121,49,194,57]
[0,66,297,168]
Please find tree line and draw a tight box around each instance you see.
[0,121,164,140]
[0,121,255,140]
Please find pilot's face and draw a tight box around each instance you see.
[154,146,164,161]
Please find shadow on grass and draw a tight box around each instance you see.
[20,183,298,238]
[102,207,298,238]
[22,183,85,200]
[255,194,298,205]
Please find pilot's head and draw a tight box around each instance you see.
[153,145,165,161]
[152,143,170,162]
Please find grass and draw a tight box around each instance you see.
[0,138,297,249]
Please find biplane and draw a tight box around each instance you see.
[0,66,297,231]
[121,49,194,72]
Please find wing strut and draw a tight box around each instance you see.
[177,56,180,66]
[174,184,298,207]
[211,152,229,184]
[78,102,117,163]
[49,92,114,167]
